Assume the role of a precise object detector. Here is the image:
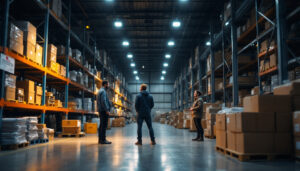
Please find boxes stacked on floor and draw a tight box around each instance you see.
[0,118,27,145]
[183,110,191,129]
[17,79,35,104]
[15,21,36,62]
[35,85,42,105]
[62,120,81,134]
[36,124,48,140]
[273,80,300,159]
[84,123,98,134]
[176,111,185,129]
[204,106,221,138]
[112,118,125,127]
[5,74,16,101]
[9,23,24,54]
[24,117,38,142]
[47,128,55,141]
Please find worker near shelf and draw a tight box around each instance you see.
[97,80,112,144]
[190,90,204,141]
[135,84,155,145]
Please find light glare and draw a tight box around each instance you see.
[172,21,181,28]
[168,41,175,46]
[165,54,171,59]
[122,41,129,46]
[163,63,168,67]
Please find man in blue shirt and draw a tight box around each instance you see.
[97,80,112,144]
[135,84,155,145]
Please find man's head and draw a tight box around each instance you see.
[194,90,202,98]
[140,84,147,92]
[102,80,109,89]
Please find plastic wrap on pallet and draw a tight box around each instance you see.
[38,128,48,139]
[69,71,77,82]
[77,72,83,85]
[24,117,38,141]
[0,118,28,145]
[217,107,244,114]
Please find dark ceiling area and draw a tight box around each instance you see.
[72,0,224,81]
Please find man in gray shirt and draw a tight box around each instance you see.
[97,80,112,144]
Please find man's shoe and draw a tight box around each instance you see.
[192,137,199,141]
[151,140,156,145]
[197,136,204,142]
[100,140,112,144]
[135,141,142,145]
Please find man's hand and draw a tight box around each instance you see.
[190,108,193,111]
[106,111,110,115]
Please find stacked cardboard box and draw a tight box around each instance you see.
[47,128,55,141]
[204,106,221,138]
[60,65,66,77]
[16,88,24,102]
[260,40,276,53]
[37,124,48,139]
[208,77,223,93]
[9,23,24,54]
[206,53,223,73]
[16,79,35,104]
[112,118,125,127]
[35,85,42,105]
[55,100,63,108]
[46,92,55,106]
[176,111,184,129]
[84,123,98,134]
[5,74,16,101]
[15,21,36,61]
[216,113,227,149]
[62,120,81,134]
[47,44,58,72]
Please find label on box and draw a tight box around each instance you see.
[295,124,300,133]
[297,142,300,150]
[0,53,15,74]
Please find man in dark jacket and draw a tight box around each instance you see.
[135,84,155,145]
[190,90,204,141]
[97,80,112,144]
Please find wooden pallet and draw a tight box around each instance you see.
[0,142,29,151]
[205,135,216,139]
[58,132,85,138]
[30,139,49,145]
[216,146,291,162]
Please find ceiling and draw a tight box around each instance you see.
[72,0,224,82]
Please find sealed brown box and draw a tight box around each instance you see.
[216,114,226,131]
[17,80,35,93]
[227,131,236,151]
[5,87,16,101]
[35,95,42,105]
[273,80,300,95]
[235,112,256,133]
[226,113,236,132]
[251,86,259,95]
[14,21,37,45]
[25,91,35,104]
[236,133,274,154]
[256,112,275,132]
[9,24,24,55]
[275,133,292,154]
[201,119,207,129]
[60,65,66,77]
[270,53,277,68]
[190,116,197,131]
[16,88,24,102]
[35,44,43,65]
[216,130,227,148]
[35,85,43,96]
[276,113,292,132]
[294,111,300,136]
[37,124,47,129]
[62,127,81,134]
[24,42,36,61]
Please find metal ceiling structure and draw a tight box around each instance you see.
[72,0,224,80]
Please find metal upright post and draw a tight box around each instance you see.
[191,69,194,103]
[222,26,226,104]
[64,0,71,120]
[275,0,288,84]
[210,22,215,103]
[92,43,96,112]
[199,58,203,93]
[255,0,262,94]
[41,0,50,123]
[0,0,11,140]
[230,0,239,106]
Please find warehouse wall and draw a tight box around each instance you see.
[128,71,174,117]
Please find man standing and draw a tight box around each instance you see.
[135,84,155,145]
[190,90,204,141]
[97,80,112,144]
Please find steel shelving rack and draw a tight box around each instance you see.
[0,0,132,129]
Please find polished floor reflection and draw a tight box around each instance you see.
[0,123,299,171]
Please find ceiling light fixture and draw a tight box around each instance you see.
[130,63,135,67]
[168,41,175,47]
[161,76,165,80]
[114,21,123,28]
[165,54,171,59]
[136,76,139,80]
[163,63,169,67]
[133,70,138,74]
[162,70,166,74]
[172,21,181,28]
[206,41,211,46]
[225,21,229,26]
[122,41,129,46]
[85,25,90,29]
[127,53,133,59]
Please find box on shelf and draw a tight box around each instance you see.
[47,44,57,63]
[273,80,300,96]
[62,120,81,127]
[72,49,82,63]
[260,40,276,53]
[35,85,43,96]
[24,42,36,61]
[55,100,63,108]
[57,45,72,57]
[50,0,62,18]
[270,53,277,68]
[60,65,66,77]
[16,79,35,104]
[37,124,47,129]
[84,123,98,134]
[16,88,24,102]
[9,23,24,54]
[14,21,36,45]
[35,94,42,105]
[35,44,43,65]
[5,74,16,101]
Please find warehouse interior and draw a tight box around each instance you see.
[0,0,300,170]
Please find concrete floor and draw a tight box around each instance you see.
[0,123,299,171]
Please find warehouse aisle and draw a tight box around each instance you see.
[0,123,299,171]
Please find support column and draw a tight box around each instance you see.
[275,0,288,84]
[255,0,263,94]
[230,0,239,106]
[222,27,226,104]
[41,0,50,123]
[210,22,215,103]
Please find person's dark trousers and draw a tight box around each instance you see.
[99,111,108,142]
[137,115,155,142]
[193,117,203,138]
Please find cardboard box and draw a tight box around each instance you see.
[5,87,16,101]
[227,131,236,151]
[37,124,47,129]
[236,133,274,153]
[251,86,259,95]
[35,95,42,105]
[84,123,98,134]
[276,113,292,132]
[60,65,66,77]
[9,23,23,43]
[257,112,275,132]
[275,133,292,154]
[294,111,300,136]
[226,113,236,132]
[35,85,43,96]
[201,119,207,129]
[24,41,36,61]
[16,88,24,102]
[274,80,300,96]
[47,44,57,63]
[5,74,16,88]
[9,40,24,55]
[35,44,43,65]
[17,80,35,93]
[62,127,81,134]
[216,130,227,149]
[270,53,277,68]
[216,114,226,131]
[14,21,36,45]
[243,95,291,113]
[235,112,257,133]
[62,120,81,127]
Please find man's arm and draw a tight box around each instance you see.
[135,96,139,112]
[192,100,202,111]
[150,96,154,109]
[100,91,110,113]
